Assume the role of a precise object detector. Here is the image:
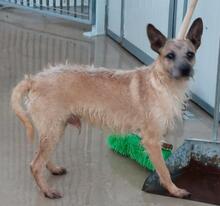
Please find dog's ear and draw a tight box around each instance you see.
[147,24,167,54]
[186,18,203,50]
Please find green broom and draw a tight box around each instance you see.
[107,133,173,171]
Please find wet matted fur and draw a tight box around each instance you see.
[11,18,203,199]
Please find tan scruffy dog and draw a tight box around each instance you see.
[11,18,203,199]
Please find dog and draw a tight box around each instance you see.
[11,18,203,199]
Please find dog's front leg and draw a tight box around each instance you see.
[141,125,190,198]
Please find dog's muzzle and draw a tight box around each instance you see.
[171,63,194,79]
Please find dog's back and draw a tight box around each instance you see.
[13,64,153,134]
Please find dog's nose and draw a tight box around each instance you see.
[179,63,192,77]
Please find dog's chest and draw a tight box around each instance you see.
[153,87,186,129]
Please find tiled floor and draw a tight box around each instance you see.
[0,8,218,206]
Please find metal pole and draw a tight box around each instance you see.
[212,39,220,141]
[39,0,42,9]
[60,0,63,14]
[46,0,49,10]
[33,0,36,8]
[81,0,84,14]
[53,0,56,11]
[74,0,77,17]
[67,0,70,14]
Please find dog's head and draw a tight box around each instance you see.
[147,18,203,79]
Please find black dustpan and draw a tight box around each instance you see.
[142,139,220,205]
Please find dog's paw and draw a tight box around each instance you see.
[170,187,191,198]
[51,167,67,176]
[44,189,63,199]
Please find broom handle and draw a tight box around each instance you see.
[177,0,198,39]
[212,39,220,141]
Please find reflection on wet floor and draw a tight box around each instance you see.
[0,8,216,206]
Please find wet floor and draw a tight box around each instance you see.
[0,8,217,206]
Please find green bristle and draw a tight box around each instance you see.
[106,133,172,171]
[107,134,129,156]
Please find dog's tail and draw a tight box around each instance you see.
[11,76,34,143]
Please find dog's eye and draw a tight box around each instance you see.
[186,51,195,60]
[165,52,175,60]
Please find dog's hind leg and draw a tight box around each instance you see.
[46,161,67,176]
[45,115,80,176]
[30,123,65,199]
[141,124,191,198]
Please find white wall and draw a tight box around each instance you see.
[175,0,185,36]
[107,0,122,37]
[176,0,220,108]
[123,0,171,59]
[191,0,220,108]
